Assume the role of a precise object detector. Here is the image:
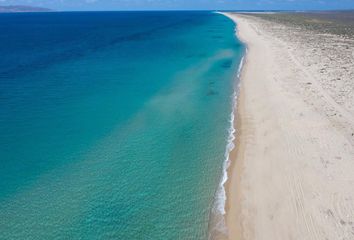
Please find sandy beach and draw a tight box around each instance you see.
[223,12,354,240]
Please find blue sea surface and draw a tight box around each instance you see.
[0,11,244,239]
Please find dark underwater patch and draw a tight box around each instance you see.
[206,89,218,96]
[220,59,233,69]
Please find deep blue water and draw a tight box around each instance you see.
[0,11,244,239]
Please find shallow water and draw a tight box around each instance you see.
[0,11,244,239]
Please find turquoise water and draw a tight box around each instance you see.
[0,12,244,239]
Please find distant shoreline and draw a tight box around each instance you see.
[0,5,52,13]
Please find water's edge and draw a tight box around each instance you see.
[208,13,246,240]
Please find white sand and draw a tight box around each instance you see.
[222,13,354,240]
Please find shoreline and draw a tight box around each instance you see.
[222,12,248,240]
[209,52,245,240]
[209,12,247,240]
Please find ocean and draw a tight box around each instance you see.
[0,11,244,239]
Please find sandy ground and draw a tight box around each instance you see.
[222,13,354,240]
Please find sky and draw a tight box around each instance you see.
[0,0,354,11]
